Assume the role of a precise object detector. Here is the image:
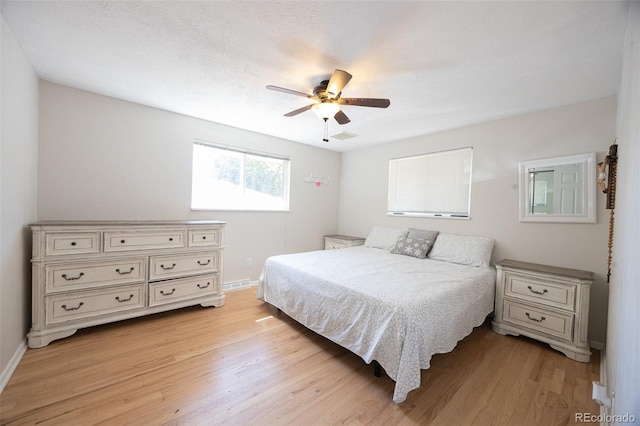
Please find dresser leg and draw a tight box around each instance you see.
[200,294,225,308]
[28,328,77,348]
[549,344,591,362]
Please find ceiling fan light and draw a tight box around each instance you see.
[312,102,341,120]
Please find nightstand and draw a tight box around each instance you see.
[324,234,365,250]
[491,259,594,362]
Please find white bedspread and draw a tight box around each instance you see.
[256,246,496,403]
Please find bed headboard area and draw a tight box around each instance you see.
[363,226,495,268]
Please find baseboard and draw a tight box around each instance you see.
[591,340,605,350]
[223,279,258,292]
[0,338,27,394]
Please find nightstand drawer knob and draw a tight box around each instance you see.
[527,285,548,295]
[525,312,546,322]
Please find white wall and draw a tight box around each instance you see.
[339,96,616,345]
[37,82,342,283]
[607,1,640,418]
[0,16,39,389]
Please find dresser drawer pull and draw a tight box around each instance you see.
[71,241,77,246]
[197,282,211,289]
[61,272,85,281]
[197,259,211,266]
[115,294,134,303]
[61,302,84,311]
[527,285,548,295]
[525,312,546,322]
[202,236,207,240]
[120,239,126,244]
[169,237,173,241]
[115,267,135,275]
[160,263,176,270]
[160,288,176,296]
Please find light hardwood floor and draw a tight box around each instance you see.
[1,288,599,425]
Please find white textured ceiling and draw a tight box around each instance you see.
[1,1,630,152]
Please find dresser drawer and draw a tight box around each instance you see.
[149,252,218,280]
[503,299,574,341]
[504,272,576,311]
[45,232,100,256]
[104,230,185,252]
[149,274,218,307]
[45,284,146,325]
[188,229,221,247]
[46,258,146,293]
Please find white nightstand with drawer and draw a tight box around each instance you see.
[491,259,594,362]
[324,234,365,250]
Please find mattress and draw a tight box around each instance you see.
[257,245,496,403]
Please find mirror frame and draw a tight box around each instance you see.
[519,152,597,223]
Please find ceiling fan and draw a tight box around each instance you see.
[266,69,390,142]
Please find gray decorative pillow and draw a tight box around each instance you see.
[391,236,433,259]
[407,228,439,253]
[407,228,439,241]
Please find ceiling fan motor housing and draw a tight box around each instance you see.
[314,80,339,101]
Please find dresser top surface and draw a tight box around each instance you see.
[30,220,226,229]
[496,259,595,281]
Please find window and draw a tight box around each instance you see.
[387,147,473,218]
[191,140,290,211]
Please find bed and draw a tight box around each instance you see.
[256,226,496,403]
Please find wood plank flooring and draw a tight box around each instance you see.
[0,288,600,425]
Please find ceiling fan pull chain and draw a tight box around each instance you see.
[323,118,329,142]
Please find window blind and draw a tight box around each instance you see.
[387,147,473,218]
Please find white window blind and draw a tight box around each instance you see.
[387,147,473,218]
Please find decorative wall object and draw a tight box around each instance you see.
[304,174,330,186]
[602,142,618,282]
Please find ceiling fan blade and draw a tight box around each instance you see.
[283,104,314,117]
[326,69,353,98]
[266,85,315,98]
[334,109,351,125]
[338,98,390,108]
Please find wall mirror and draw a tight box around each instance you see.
[519,152,596,223]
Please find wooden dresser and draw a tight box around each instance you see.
[28,220,225,348]
[491,259,593,362]
[324,234,365,250]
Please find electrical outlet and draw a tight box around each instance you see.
[246,257,252,268]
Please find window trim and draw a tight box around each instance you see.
[191,139,291,212]
[193,139,290,162]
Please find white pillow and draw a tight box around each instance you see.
[427,233,494,268]
[364,226,408,251]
